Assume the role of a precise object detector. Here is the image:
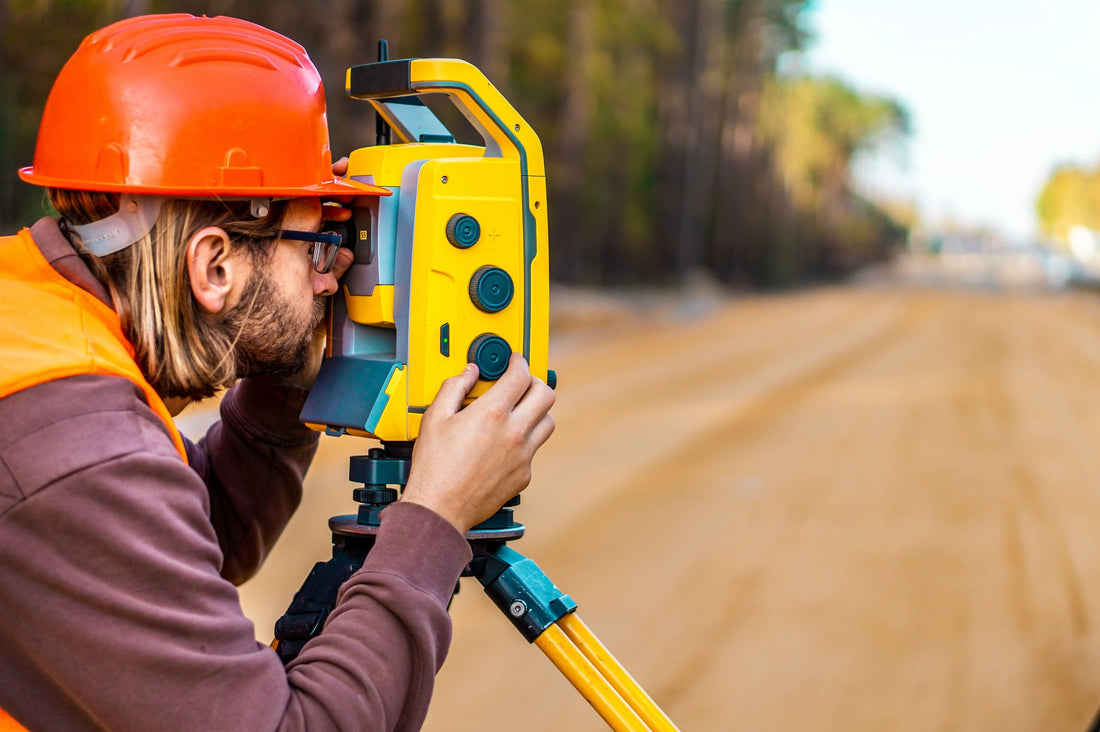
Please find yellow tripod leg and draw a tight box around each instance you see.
[558,614,681,732]
[534,623,649,731]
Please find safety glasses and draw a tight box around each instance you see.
[276,229,344,274]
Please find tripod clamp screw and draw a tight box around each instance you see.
[473,545,578,642]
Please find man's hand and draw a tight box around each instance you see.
[402,354,556,535]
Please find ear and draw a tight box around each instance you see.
[187,226,249,314]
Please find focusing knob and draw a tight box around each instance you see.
[468,334,511,380]
[352,487,399,505]
[446,213,480,248]
[469,266,514,312]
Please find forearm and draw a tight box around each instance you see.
[192,376,320,584]
[0,450,469,731]
[284,502,471,730]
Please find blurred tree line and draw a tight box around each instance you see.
[2,0,910,289]
[1036,162,1100,244]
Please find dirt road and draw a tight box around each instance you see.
[236,283,1100,731]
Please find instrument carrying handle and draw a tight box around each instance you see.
[346,58,544,174]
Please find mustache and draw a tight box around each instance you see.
[309,296,327,330]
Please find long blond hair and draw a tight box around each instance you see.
[50,189,288,399]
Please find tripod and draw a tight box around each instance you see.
[274,441,679,731]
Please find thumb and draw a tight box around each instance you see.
[429,363,480,416]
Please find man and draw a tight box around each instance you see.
[0,13,555,731]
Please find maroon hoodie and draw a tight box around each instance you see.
[0,218,471,731]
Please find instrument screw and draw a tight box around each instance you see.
[509,600,527,618]
[441,175,448,184]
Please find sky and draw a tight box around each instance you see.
[801,1,1100,241]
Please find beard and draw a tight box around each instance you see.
[222,269,327,380]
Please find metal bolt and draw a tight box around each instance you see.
[514,123,521,132]
[441,175,449,184]
[509,600,527,618]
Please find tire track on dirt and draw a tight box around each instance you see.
[550,289,873,420]
[995,296,1100,729]
[523,292,915,544]
[530,296,927,709]
[1009,463,1090,637]
[998,299,1091,641]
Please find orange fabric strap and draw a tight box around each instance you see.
[0,228,189,728]
[0,228,187,461]
[0,709,27,732]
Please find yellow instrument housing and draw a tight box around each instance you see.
[300,58,550,442]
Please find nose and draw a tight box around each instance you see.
[312,269,339,297]
[312,247,353,297]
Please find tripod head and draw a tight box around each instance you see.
[330,440,524,543]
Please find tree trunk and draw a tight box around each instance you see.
[553,0,598,282]
[672,0,724,280]
[466,0,511,85]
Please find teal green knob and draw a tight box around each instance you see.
[469,266,514,313]
[546,369,557,389]
[446,213,480,248]
[468,334,511,380]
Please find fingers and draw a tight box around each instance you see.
[474,354,536,411]
[516,368,554,409]
[331,247,354,279]
[322,204,353,223]
[404,353,555,534]
[428,354,554,439]
[527,412,556,451]
[512,372,555,426]
[332,156,349,176]
[430,363,480,417]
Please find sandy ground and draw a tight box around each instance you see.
[215,261,1100,731]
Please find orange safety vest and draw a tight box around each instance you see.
[0,228,186,458]
[0,227,187,731]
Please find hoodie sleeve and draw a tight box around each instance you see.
[0,374,471,732]
[185,375,320,585]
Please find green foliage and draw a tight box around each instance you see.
[1,0,129,225]
[1035,163,1100,243]
[755,74,910,277]
[1,0,912,288]
[760,75,909,210]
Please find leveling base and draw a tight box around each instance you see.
[273,442,678,731]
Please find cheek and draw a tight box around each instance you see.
[272,248,316,304]
[287,278,316,319]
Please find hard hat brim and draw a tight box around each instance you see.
[302,177,392,197]
[18,167,391,198]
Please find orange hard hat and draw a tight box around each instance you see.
[19,14,385,198]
